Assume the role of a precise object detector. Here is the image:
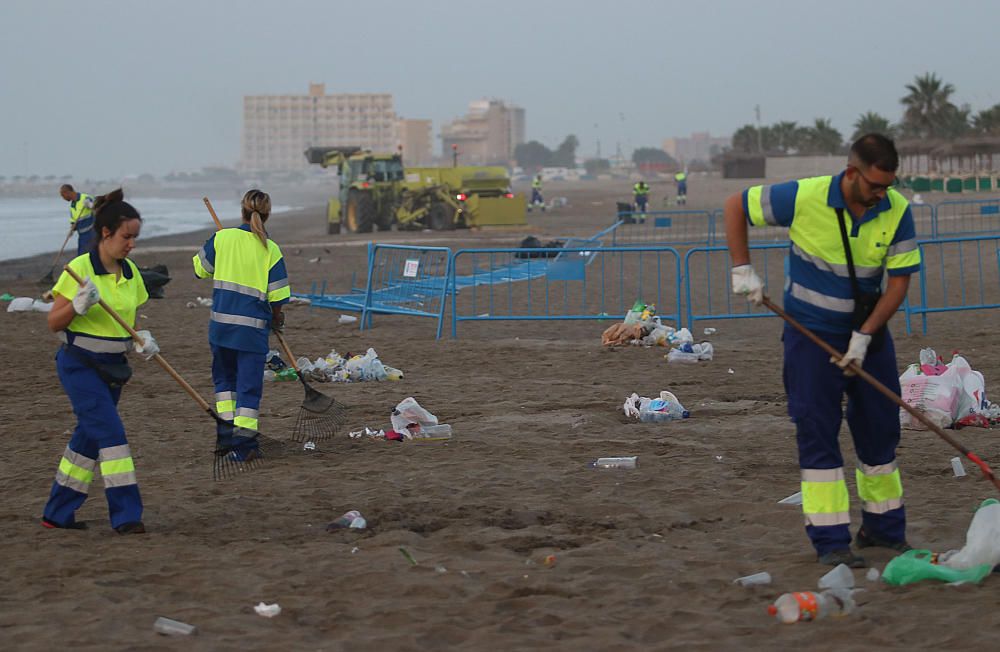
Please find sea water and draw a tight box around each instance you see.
[0,197,293,262]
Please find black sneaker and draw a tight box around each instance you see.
[818,548,868,568]
[855,528,912,552]
[41,517,88,530]
[115,521,146,535]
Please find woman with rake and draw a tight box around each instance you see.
[42,189,160,534]
[193,189,290,459]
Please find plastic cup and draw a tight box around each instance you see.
[951,456,967,477]
[733,571,771,586]
[818,563,854,589]
[153,617,197,636]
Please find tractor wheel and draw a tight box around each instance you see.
[327,220,341,235]
[374,202,396,231]
[345,190,375,233]
[428,203,456,231]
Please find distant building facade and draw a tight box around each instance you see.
[397,119,434,166]
[440,99,525,165]
[241,83,400,172]
[662,131,730,165]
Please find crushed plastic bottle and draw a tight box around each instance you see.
[327,510,365,531]
[768,589,856,623]
[589,456,638,469]
[409,423,452,441]
[153,617,197,636]
[638,390,689,422]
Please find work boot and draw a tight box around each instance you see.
[115,521,146,535]
[818,549,868,568]
[854,528,912,553]
[41,517,88,530]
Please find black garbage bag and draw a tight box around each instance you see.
[515,236,565,259]
[138,264,171,299]
[617,202,636,224]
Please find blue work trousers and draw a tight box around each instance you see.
[783,324,906,555]
[211,345,265,436]
[43,348,142,529]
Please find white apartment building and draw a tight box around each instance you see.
[241,83,399,173]
[440,99,525,166]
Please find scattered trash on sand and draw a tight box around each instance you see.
[666,341,714,364]
[900,348,1000,429]
[588,456,638,469]
[769,589,855,623]
[734,572,771,587]
[818,563,854,589]
[778,491,803,505]
[6,297,52,313]
[153,617,197,636]
[624,391,689,422]
[327,510,366,531]
[264,347,402,383]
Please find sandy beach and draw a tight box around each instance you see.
[2,176,999,650]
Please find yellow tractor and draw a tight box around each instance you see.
[305,147,526,233]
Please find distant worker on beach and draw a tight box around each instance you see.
[529,174,545,212]
[633,180,650,223]
[674,171,688,206]
[42,188,159,534]
[60,184,96,254]
[193,189,290,460]
[724,134,921,568]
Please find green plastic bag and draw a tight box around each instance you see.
[882,549,992,586]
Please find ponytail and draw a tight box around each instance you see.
[250,210,267,248]
[240,189,271,248]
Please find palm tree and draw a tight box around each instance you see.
[900,73,957,139]
[771,121,803,153]
[972,104,1000,135]
[731,124,760,153]
[801,118,844,155]
[851,112,894,141]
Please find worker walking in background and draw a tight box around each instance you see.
[724,134,920,568]
[42,188,159,534]
[60,184,95,254]
[529,174,545,212]
[193,189,290,459]
[633,180,650,224]
[674,170,688,206]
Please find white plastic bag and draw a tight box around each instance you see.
[345,348,388,381]
[899,362,964,429]
[6,297,35,312]
[391,397,438,433]
[949,355,988,418]
[940,500,1000,570]
[666,342,713,364]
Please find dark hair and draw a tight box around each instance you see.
[241,189,271,248]
[850,133,899,172]
[60,184,75,193]
[93,188,142,243]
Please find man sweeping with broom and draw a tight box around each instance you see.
[193,189,290,460]
[723,134,922,568]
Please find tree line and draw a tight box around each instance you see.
[730,73,1000,156]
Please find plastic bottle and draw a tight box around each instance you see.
[410,424,452,441]
[327,509,363,531]
[589,456,638,469]
[640,304,656,321]
[734,571,772,587]
[768,589,855,623]
[276,368,298,381]
[263,369,276,382]
[624,300,646,325]
[919,347,937,366]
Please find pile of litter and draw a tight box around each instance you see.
[264,347,403,383]
[349,397,452,442]
[6,297,52,313]
[899,347,1000,429]
[624,390,690,422]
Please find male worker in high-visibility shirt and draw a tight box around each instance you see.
[674,170,688,205]
[60,184,96,254]
[633,180,650,223]
[723,134,921,568]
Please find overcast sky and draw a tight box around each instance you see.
[2,0,997,178]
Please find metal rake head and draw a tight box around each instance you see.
[212,433,264,481]
[290,381,347,443]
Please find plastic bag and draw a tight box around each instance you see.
[899,363,964,429]
[881,549,992,586]
[939,499,1000,570]
[624,391,688,422]
[391,397,438,433]
[345,347,388,381]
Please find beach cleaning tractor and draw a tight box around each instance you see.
[305,147,526,234]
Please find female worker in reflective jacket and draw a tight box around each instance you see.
[43,188,159,534]
[193,189,290,456]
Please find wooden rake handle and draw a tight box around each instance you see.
[203,196,224,230]
[762,296,1000,493]
[62,265,212,413]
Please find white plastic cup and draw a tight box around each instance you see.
[338,314,358,324]
[951,456,967,477]
[153,617,197,636]
[733,571,771,586]
[818,563,854,589]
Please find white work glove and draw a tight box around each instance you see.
[134,330,160,361]
[833,330,871,376]
[72,277,101,315]
[731,264,764,306]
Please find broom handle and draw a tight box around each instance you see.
[762,296,1000,492]
[62,265,212,413]
[203,196,224,230]
[204,197,300,376]
[49,228,74,271]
